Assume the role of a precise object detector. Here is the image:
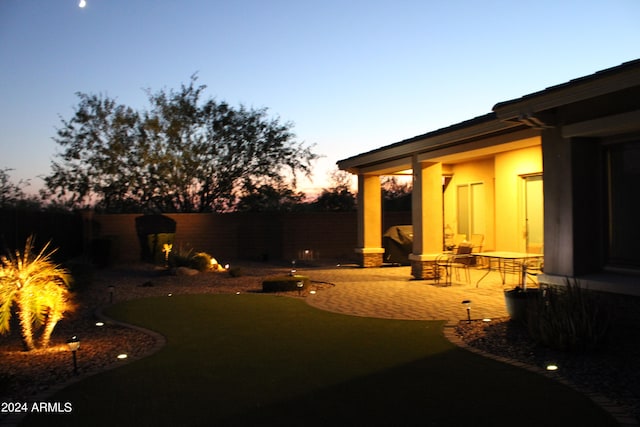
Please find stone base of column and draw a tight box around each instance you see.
[354,248,384,268]
[409,254,439,280]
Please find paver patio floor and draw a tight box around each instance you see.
[304,264,516,321]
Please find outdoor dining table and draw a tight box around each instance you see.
[474,251,544,288]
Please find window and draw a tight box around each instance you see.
[457,182,485,239]
[607,140,640,268]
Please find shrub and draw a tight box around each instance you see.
[262,275,310,293]
[191,252,212,272]
[527,279,611,351]
[169,246,194,269]
[148,233,175,265]
[0,236,74,350]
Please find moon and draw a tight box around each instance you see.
[79,0,86,8]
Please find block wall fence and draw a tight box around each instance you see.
[90,211,412,264]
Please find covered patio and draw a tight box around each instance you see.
[338,60,640,296]
[338,113,543,281]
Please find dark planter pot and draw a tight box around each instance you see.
[504,288,540,322]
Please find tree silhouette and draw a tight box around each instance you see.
[44,76,318,213]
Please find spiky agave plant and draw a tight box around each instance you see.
[0,236,73,351]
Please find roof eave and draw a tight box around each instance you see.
[337,113,521,172]
[493,59,640,121]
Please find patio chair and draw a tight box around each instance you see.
[434,242,474,286]
[469,234,485,266]
[452,234,467,249]
[470,234,484,253]
[521,257,544,287]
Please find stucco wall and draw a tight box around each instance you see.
[494,144,543,252]
[444,157,495,251]
[441,143,542,253]
[92,211,411,264]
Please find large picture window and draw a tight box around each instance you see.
[607,140,640,269]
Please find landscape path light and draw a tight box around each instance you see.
[290,260,297,276]
[297,281,304,296]
[461,300,472,323]
[108,285,115,303]
[66,336,80,375]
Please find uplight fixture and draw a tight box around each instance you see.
[546,364,559,371]
[117,354,128,360]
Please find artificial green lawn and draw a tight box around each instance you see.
[23,294,616,426]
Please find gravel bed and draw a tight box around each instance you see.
[455,317,640,423]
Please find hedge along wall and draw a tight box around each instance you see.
[91,211,412,264]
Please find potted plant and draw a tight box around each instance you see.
[504,285,540,322]
[503,264,540,322]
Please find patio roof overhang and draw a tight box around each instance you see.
[338,59,640,177]
[493,58,640,127]
[337,113,537,175]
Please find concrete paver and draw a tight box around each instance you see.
[303,264,514,321]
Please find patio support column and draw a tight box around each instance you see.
[355,173,384,267]
[409,159,443,279]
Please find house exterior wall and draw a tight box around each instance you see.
[444,157,496,251]
[494,144,543,252]
[441,143,542,254]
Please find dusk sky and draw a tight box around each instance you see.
[1,1,639,196]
